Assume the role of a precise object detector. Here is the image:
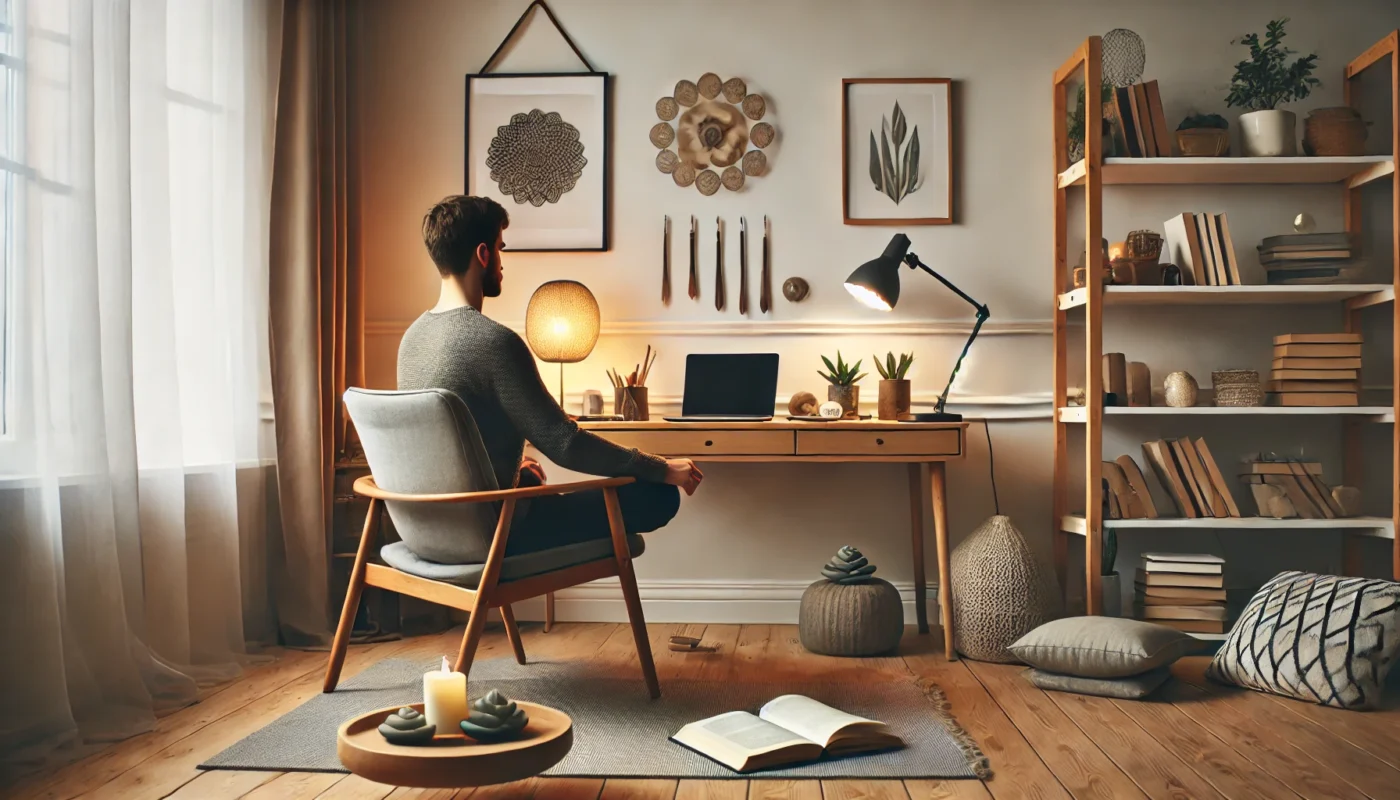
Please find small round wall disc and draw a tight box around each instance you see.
[749,122,775,148]
[674,80,698,107]
[649,122,675,148]
[722,77,747,103]
[721,166,745,191]
[672,162,697,187]
[742,150,767,176]
[655,149,679,174]
[655,97,678,121]
[697,72,722,100]
[695,169,720,195]
[742,94,766,120]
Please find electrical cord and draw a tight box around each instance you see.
[982,419,1000,515]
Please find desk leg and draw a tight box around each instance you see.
[930,461,956,661]
[907,464,928,635]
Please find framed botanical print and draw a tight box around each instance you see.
[842,78,953,225]
[465,72,610,251]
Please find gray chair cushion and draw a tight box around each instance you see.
[345,388,500,564]
[1008,617,1196,678]
[380,535,646,589]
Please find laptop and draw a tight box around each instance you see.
[664,353,779,422]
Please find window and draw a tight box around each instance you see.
[0,0,17,436]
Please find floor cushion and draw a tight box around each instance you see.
[1025,666,1172,699]
[950,515,1060,662]
[1207,571,1400,709]
[380,535,644,588]
[1008,616,1196,678]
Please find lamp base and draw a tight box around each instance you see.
[901,412,963,422]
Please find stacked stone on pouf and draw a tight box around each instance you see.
[799,546,904,656]
[460,689,529,742]
[377,707,436,745]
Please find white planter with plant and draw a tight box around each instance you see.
[1226,18,1319,157]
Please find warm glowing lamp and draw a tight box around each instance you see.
[525,280,600,407]
[844,234,990,422]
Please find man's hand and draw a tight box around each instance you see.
[519,456,547,485]
[663,458,704,496]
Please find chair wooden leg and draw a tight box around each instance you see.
[604,487,660,699]
[453,499,517,679]
[500,605,527,665]
[544,592,555,632]
[325,499,380,693]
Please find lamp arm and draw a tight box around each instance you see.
[906,253,991,414]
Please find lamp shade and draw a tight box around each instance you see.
[525,280,599,363]
[844,233,912,311]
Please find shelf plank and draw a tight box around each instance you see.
[1060,514,1394,538]
[1058,405,1393,422]
[1056,155,1394,187]
[1058,284,1393,310]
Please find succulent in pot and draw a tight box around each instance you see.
[818,351,866,418]
[874,351,914,420]
[1225,18,1320,156]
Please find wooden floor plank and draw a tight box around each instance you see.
[822,779,912,799]
[962,661,1146,800]
[902,639,1071,800]
[532,778,604,800]
[311,773,395,799]
[162,769,277,799]
[1043,689,1227,800]
[463,777,538,798]
[240,772,345,799]
[1111,694,1301,800]
[599,778,678,799]
[675,779,746,800]
[690,624,742,681]
[13,650,324,800]
[903,779,995,799]
[747,779,822,800]
[380,786,458,800]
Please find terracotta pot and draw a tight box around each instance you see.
[1303,106,1367,156]
[1239,109,1297,157]
[877,379,911,420]
[828,384,859,418]
[1175,127,1230,157]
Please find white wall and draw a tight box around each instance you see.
[358,0,1400,621]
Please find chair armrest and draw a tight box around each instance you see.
[352,475,636,504]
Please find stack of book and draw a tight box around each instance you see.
[1238,459,1347,519]
[1270,333,1361,406]
[1101,455,1159,519]
[1257,232,1356,284]
[1139,438,1240,519]
[1135,553,1228,634]
[1163,212,1241,286]
[1105,80,1171,158]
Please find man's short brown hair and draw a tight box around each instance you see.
[422,195,509,277]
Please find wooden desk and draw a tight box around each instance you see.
[579,419,968,659]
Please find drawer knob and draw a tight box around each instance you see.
[876,438,885,445]
[705,440,714,447]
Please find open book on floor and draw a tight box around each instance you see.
[670,694,904,773]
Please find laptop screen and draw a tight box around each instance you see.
[681,354,780,416]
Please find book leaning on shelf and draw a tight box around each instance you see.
[1134,553,1227,634]
[671,695,904,773]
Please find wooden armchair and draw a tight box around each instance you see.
[325,388,659,698]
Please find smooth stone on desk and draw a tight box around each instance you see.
[825,555,868,572]
[377,721,436,745]
[460,709,528,741]
[382,707,426,730]
[822,564,876,584]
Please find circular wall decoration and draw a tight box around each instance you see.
[654,74,775,194]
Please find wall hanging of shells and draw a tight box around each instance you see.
[654,73,775,194]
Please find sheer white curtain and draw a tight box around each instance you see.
[0,0,279,772]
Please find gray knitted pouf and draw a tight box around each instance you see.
[950,515,1059,662]
[799,578,904,656]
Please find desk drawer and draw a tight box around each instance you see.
[600,429,795,456]
[795,429,961,456]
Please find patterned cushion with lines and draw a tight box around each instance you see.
[1207,571,1400,710]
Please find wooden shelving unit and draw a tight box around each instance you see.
[1051,32,1400,614]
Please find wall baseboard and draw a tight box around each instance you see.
[502,578,940,624]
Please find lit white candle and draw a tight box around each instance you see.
[422,656,469,734]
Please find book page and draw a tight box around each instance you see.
[671,711,814,772]
[758,695,879,748]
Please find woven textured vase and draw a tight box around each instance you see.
[799,578,904,656]
[950,516,1060,662]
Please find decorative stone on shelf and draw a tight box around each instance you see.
[377,707,437,746]
[1333,486,1363,517]
[788,391,818,417]
[1163,371,1199,408]
[459,689,529,743]
[799,546,903,657]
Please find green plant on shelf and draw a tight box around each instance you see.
[1178,112,1229,131]
[873,351,914,381]
[1225,18,1319,111]
[818,352,865,386]
[1102,527,1118,576]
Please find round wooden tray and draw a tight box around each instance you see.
[336,702,572,788]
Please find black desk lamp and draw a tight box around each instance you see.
[844,233,989,422]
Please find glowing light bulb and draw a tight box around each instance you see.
[844,281,891,311]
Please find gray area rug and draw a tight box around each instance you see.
[201,657,987,779]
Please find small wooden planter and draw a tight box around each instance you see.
[1175,128,1229,157]
[878,379,912,420]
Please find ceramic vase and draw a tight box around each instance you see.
[1100,573,1122,618]
[1239,109,1297,157]
[877,379,911,420]
[828,384,859,418]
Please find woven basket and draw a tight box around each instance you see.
[1213,369,1263,407]
[1303,107,1366,157]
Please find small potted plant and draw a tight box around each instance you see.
[1225,18,1319,156]
[1176,113,1230,157]
[1099,479,1121,616]
[873,351,914,420]
[818,351,865,418]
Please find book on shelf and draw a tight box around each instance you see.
[1196,214,1224,285]
[1135,569,1225,589]
[1274,333,1363,345]
[1141,552,1224,574]
[1137,594,1223,606]
[1259,232,1353,250]
[1143,81,1172,156]
[1271,368,1358,381]
[1169,439,1213,515]
[1270,392,1359,407]
[1193,438,1241,517]
[1268,380,1360,392]
[1154,618,1227,634]
[1265,268,1357,286]
[1274,343,1362,358]
[670,694,903,773]
[1135,604,1229,621]
[1115,454,1159,519]
[1273,357,1362,370]
[1259,249,1354,264]
[1240,461,1322,476]
[1218,213,1242,284]
[1135,584,1228,602]
[1141,440,1194,518]
[1163,213,1208,287]
[1115,87,1145,158]
[1131,84,1156,156]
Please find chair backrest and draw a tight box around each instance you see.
[344,388,501,565]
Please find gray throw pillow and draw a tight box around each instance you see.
[1007,616,1196,678]
[1025,667,1172,699]
[1207,571,1400,710]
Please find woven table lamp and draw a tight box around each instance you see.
[525,280,600,407]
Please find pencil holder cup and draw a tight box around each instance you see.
[615,387,649,421]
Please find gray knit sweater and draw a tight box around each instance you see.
[397,306,668,489]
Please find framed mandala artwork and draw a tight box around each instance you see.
[466,72,609,251]
[842,78,953,225]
